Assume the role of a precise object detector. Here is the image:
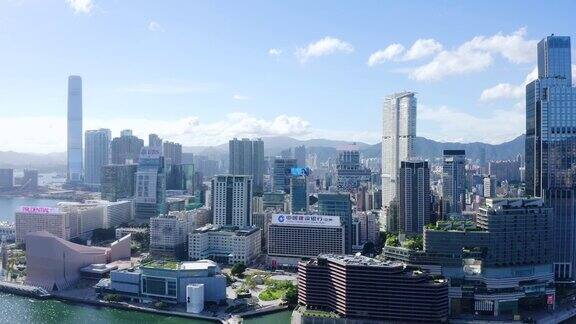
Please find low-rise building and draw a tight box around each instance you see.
[103,260,226,305]
[188,225,261,265]
[0,222,15,241]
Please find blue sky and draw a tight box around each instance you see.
[0,0,575,152]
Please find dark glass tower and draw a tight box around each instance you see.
[526,35,576,280]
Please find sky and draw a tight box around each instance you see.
[0,0,575,153]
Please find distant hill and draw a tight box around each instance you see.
[185,135,525,162]
[0,134,524,171]
[361,135,525,162]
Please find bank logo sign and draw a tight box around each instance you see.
[272,214,341,227]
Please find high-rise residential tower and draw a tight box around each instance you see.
[526,35,576,280]
[67,75,83,183]
[381,92,416,215]
[441,150,466,216]
[111,130,144,164]
[148,134,163,150]
[84,129,111,185]
[398,161,430,235]
[211,175,253,227]
[163,141,183,165]
[229,138,264,195]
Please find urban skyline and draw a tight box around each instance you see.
[1,1,576,153]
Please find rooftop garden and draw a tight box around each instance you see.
[142,260,179,270]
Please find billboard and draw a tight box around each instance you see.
[272,214,341,227]
[290,167,310,177]
[19,206,60,214]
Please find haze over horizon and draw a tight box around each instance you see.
[1,0,575,153]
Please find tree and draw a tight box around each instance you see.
[362,242,376,255]
[231,262,247,277]
[385,234,399,247]
[283,285,298,305]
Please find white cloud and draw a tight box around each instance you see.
[402,39,443,61]
[0,113,387,153]
[410,48,493,81]
[268,48,282,57]
[65,0,93,14]
[295,37,354,63]
[148,21,164,32]
[117,83,211,94]
[232,94,250,100]
[418,104,524,144]
[480,83,524,102]
[367,44,405,66]
[409,28,537,81]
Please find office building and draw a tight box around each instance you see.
[67,75,83,183]
[101,164,137,202]
[135,147,166,219]
[526,35,576,280]
[298,254,449,323]
[229,138,264,195]
[148,133,163,150]
[111,130,144,164]
[84,129,111,185]
[352,211,380,250]
[272,158,297,193]
[104,260,226,304]
[211,175,252,227]
[268,214,345,267]
[188,225,261,264]
[25,231,130,291]
[488,160,521,183]
[290,176,308,213]
[294,145,306,167]
[398,161,430,235]
[22,169,38,191]
[149,212,188,259]
[483,175,497,198]
[381,92,416,210]
[441,150,466,216]
[163,141,183,165]
[318,193,352,253]
[0,169,13,190]
[262,192,286,211]
[335,147,371,192]
[384,198,555,316]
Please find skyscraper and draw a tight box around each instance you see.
[294,145,307,167]
[318,193,353,254]
[290,175,308,213]
[441,150,466,216]
[335,146,371,192]
[526,35,576,280]
[111,130,144,164]
[84,129,111,185]
[229,138,264,195]
[398,161,430,235]
[163,141,183,165]
[149,134,163,150]
[272,158,297,193]
[135,147,166,219]
[381,92,416,211]
[211,175,252,227]
[67,75,83,183]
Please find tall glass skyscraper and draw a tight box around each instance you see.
[67,75,83,183]
[526,35,576,280]
[84,128,111,185]
[381,92,416,229]
[441,150,466,217]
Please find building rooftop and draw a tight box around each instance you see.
[317,254,405,268]
[141,259,220,272]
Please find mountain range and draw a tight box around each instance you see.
[0,134,525,170]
